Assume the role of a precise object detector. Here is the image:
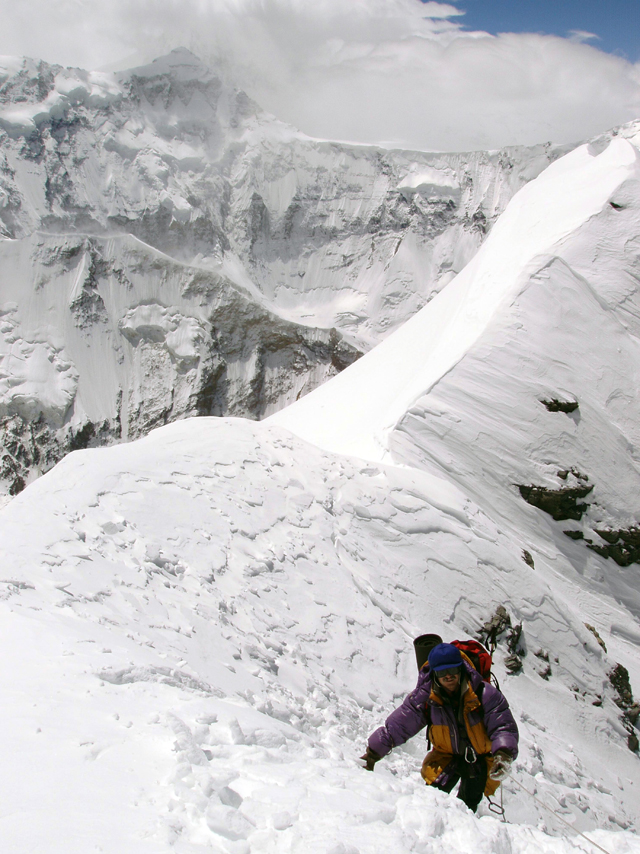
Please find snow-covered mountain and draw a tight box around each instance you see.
[1,98,639,851]
[0,49,572,497]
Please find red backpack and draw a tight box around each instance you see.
[413,634,496,685]
[451,639,493,683]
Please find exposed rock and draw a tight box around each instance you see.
[526,475,640,565]
[540,398,579,413]
[534,649,552,680]
[522,549,535,568]
[506,623,524,654]
[1,414,59,495]
[505,623,525,674]
[610,663,635,709]
[478,604,511,649]
[609,663,640,752]
[559,469,587,483]
[477,605,525,675]
[585,528,640,567]
[518,482,593,521]
[0,412,121,494]
[520,477,640,566]
[504,653,524,675]
[584,623,608,653]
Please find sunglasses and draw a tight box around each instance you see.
[436,667,461,679]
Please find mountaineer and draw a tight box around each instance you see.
[360,642,519,812]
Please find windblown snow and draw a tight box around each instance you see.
[1,52,640,854]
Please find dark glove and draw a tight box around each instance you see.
[360,746,382,771]
[489,750,513,781]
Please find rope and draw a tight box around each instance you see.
[508,776,613,854]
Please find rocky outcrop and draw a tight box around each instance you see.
[0,413,120,497]
[540,398,579,413]
[518,468,640,565]
[476,605,525,675]
[521,477,640,566]
[585,623,607,652]
[519,480,593,521]
[585,528,640,567]
[609,664,640,752]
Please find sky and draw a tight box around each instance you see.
[1,0,640,152]
[447,0,640,63]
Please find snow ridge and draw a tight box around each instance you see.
[268,138,640,461]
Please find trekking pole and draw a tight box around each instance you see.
[509,777,613,854]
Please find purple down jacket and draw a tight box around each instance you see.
[368,661,519,793]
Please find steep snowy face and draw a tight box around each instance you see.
[270,135,640,490]
[0,49,572,495]
[0,50,571,346]
[0,50,251,247]
[391,163,640,587]
[224,138,571,347]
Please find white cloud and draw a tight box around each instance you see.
[567,30,600,44]
[0,0,639,152]
[419,2,464,18]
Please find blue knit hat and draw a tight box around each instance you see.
[428,643,463,671]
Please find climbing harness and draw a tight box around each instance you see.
[508,777,613,854]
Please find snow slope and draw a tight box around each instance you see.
[0,49,570,350]
[1,417,639,853]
